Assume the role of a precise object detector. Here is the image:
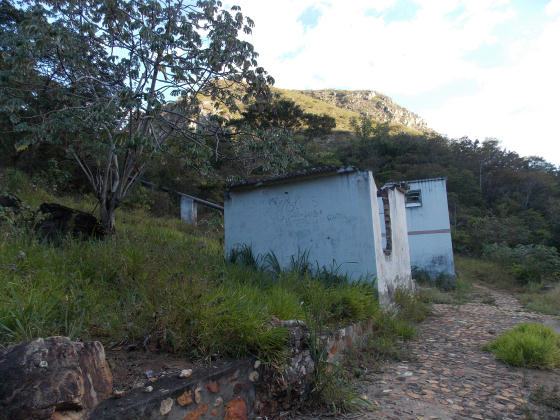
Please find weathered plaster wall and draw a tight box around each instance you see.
[225,171,378,280]
[180,196,197,225]
[225,170,413,300]
[373,186,413,303]
[405,178,455,278]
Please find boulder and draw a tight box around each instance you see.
[0,193,22,211]
[37,203,105,241]
[0,336,113,420]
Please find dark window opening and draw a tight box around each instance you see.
[405,189,422,207]
[381,195,392,255]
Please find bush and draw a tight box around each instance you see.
[393,288,431,323]
[483,243,560,285]
[412,267,457,292]
[484,323,560,369]
[519,284,560,317]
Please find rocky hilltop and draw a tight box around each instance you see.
[295,89,430,132]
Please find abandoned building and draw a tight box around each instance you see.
[382,177,455,279]
[224,167,414,302]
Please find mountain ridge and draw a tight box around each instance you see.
[275,88,432,134]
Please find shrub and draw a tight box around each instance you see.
[519,284,560,317]
[455,256,514,289]
[485,323,560,369]
[394,288,431,323]
[413,268,454,290]
[482,243,560,285]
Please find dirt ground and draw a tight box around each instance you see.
[105,347,195,391]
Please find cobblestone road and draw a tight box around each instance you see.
[364,286,560,419]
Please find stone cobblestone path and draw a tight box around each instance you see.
[364,285,560,420]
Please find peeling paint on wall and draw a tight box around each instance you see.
[224,168,413,302]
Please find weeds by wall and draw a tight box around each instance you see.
[0,171,379,364]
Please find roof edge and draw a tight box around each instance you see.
[401,176,447,184]
[226,166,360,192]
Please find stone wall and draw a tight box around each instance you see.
[91,318,379,419]
[324,319,376,363]
[1,317,380,419]
[91,361,257,420]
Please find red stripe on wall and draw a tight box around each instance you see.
[408,229,451,236]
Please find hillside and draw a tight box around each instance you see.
[275,88,431,133]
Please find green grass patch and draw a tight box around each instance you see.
[519,284,560,317]
[484,323,560,369]
[307,288,428,414]
[394,288,431,323]
[456,255,560,315]
[530,385,560,411]
[0,173,380,363]
[455,256,514,289]
[412,264,473,305]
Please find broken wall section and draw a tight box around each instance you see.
[372,182,414,304]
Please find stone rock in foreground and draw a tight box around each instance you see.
[0,336,113,420]
[37,203,105,240]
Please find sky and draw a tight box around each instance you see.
[229,0,560,164]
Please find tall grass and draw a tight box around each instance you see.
[457,255,560,315]
[455,256,514,289]
[0,172,380,362]
[520,284,560,316]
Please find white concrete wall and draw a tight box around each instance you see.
[373,187,413,303]
[225,171,378,280]
[225,170,413,302]
[180,196,197,225]
[405,178,455,278]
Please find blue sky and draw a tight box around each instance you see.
[232,0,560,163]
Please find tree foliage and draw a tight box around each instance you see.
[336,116,560,253]
[234,94,336,137]
[0,0,272,231]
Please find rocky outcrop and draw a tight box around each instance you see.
[298,89,431,132]
[0,336,113,420]
[37,203,105,241]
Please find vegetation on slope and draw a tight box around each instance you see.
[274,88,361,131]
[0,171,382,363]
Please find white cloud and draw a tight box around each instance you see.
[232,0,560,163]
[545,0,560,16]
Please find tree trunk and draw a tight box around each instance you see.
[100,201,116,234]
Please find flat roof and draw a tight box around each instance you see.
[226,166,358,191]
[402,177,447,184]
[381,177,447,192]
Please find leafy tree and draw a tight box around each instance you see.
[303,113,336,139]
[228,127,307,178]
[0,0,272,232]
[331,115,560,253]
[237,96,305,130]
[235,95,336,138]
